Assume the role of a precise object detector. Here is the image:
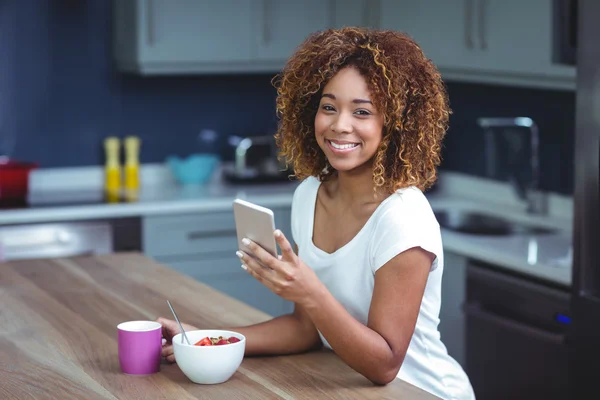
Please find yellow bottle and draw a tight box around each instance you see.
[104,137,121,203]
[124,136,141,202]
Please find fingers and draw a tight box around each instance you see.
[244,262,279,293]
[161,343,176,363]
[274,230,296,263]
[240,238,280,270]
[237,251,273,281]
[157,318,200,364]
[239,248,289,297]
[156,317,180,343]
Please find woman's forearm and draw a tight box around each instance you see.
[303,287,405,385]
[228,312,322,356]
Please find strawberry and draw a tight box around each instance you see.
[215,339,229,345]
[228,337,240,343]
[194,337,212,346]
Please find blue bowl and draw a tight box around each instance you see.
[166,154,220,184]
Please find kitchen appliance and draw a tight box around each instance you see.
[477,117,546,215]
[223,135,292,184]
[0,158,38,206]
[0,221,112,261]
[465,260,570,400]
[0,216,141,261]
[570,0,600,397]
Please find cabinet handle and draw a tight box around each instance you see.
[187,230,236,241]
[464,0,474,49]
[145,0,154,46]
[328,0,336,28]
[262,0,272,45]
[478,0,487,50]
[362,0,381,28]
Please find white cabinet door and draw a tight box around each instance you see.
[479,0,575,86]
[254,0,334,62]
[142,0,255,64]
[332,0,381,29]
[114,0,256,74]
[378,0,575,90]
[379,0,479,72]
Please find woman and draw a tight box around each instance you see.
[158,27,475,400]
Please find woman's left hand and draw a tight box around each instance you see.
[236,230,323,306]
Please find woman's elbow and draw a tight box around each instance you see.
[368,354,404,386]
[369,370,399,386]
[368,359,403,386]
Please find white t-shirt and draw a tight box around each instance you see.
[291,176,475,400]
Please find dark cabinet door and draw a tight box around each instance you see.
[465,303,570,400]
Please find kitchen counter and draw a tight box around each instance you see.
[0,181,299,224]
[428,196,572,287]
[428,173,573,287]
[0,164,573,286]
[0,165,300,225]
[0,253,439,400]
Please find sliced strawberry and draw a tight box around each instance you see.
[215,339,229,345]
[194,337,212,346]
[228,337,240,343]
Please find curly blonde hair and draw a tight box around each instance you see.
[272,27,451,192]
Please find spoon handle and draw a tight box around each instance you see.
[167,300,191,345]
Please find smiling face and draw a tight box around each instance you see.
[314,66,384,175]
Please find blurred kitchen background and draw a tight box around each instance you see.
[0,0,575,193]
[1,1,597,399]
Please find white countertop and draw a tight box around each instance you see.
[428,196,572,287]
[0,181,299,225]
[0,164,573,287]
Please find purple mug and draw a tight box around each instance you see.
[117,320,162,375]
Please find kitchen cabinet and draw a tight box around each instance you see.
[142,206,294,317]
[165,256,292,317]
[379,0,479,75]
[330,0,381,29]
[438,250,468,368]
[379,0,575,90]
[114,0,573,88]
[474,0,574,88]
[113,0,257,74]
[113,0,352,75]
[253,0,332,63]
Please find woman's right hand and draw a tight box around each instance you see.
[156,317,199,363]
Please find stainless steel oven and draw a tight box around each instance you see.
[465,261,571,400]
[0,221,113,261]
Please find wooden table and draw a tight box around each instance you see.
[0,253,440,399]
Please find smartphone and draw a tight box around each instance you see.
[232,198,278,259]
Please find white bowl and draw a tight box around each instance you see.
[172,329,246,384]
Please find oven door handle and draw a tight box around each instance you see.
[464,303,567,345]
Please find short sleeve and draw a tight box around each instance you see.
[369,192,443,274]
[290,177,317,250]
[290,183,302,248]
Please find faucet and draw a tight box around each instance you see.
[476,117,547,215]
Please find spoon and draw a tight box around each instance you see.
[167,300,191,345]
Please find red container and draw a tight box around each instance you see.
[0,159,38,204]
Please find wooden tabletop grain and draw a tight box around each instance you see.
[0,252,440,400]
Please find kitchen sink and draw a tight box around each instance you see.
[434,209,558,236]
